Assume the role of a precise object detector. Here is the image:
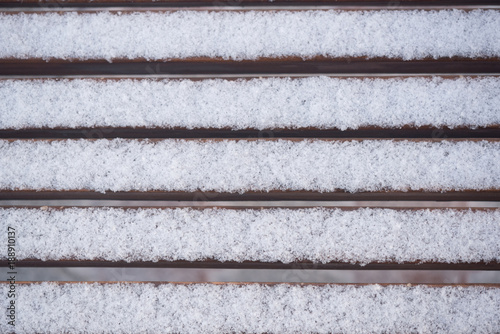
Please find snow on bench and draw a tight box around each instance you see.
[1,1,499,332]
[1,77,499,130]
[1,139,498,193]
[1,282,499,333]
[0,10,499,61]
[2,207,499,266]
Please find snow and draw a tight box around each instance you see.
[0,139,498,192]
[1,76,499,130]
[1,207,499,264]
[1,282,499,333]
[0,10,499,60]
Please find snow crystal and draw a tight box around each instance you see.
[1,77,499,130]
[1,282,499,333]
[0,139,498,192]
[0,10,499,60]
[1,207,499,264]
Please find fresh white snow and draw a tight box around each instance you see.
[1,77,499,130]
[0,139,498,192]
[1,207,499,264]
[0,10,499,60]
[1,282,499,333]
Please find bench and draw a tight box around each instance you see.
[0,0,499,332]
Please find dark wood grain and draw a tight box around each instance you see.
[1,58,499,76]
[1,190,499,201]
[1,127,499,139]
[2,259,500,270]
[1,0,499,8]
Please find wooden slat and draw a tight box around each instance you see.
[4,259,500,270]
[1,58,499,76]
[2,137,497,142]
[3,205,495,210]
[4,282,497,333]
[1,127,498,139]
[1,138,497,200]
[2,206,496,269]
[2,76,497,138]
[1,0,499,8]
[2,7,498,13]
[1,190,499,201]
[5,282,500,288]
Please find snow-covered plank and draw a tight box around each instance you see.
[0,10,499,61]
[1,282,499,333]
[1,77,499,130]
[1,207,499,265]
[0,139,499,193]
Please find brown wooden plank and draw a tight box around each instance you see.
[3,259,500,270]
[1,139,497,200]
[1,190,499,201]
[1,0,499,8]
[3,281,497,333]
[1,127,498,139]
[1,7,498,14]
[2,207,495,270]
[3,137,498,142]
[2,74,497,79]
[1,58,499,76]
[2,205,495,210]
[5,282,500,288]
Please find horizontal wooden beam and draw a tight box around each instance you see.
[4,282,500,288]
[3,259,499,270]
[1,58,499,76]
[2,205,495,210]
[1,127,498,139]
[3,281,497,333]
[1,190,499,201]
[1,0,499,8]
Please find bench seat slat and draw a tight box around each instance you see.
[2,207,499,266]
[1,139,498,194]
[1,76,499,131]
[1,190,500,201]
[2,0,499,7]
[1,127,500,139]
[2,58,500,76]
[2,282,499,333]
[5,259,500,270]
[1,10,499,61]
